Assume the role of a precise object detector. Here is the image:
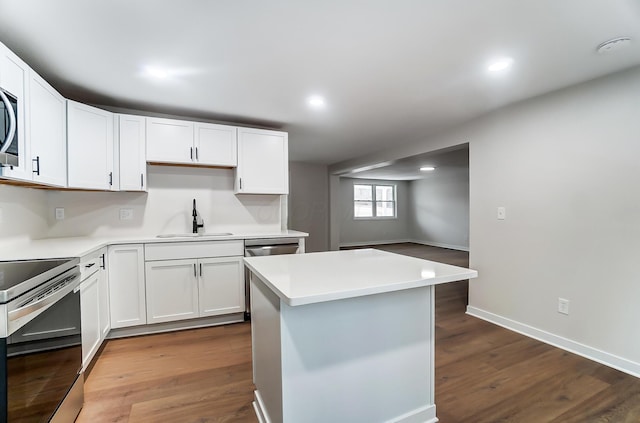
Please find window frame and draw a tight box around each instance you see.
[353,183,397,220]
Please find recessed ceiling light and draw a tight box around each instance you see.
[420,166,436,172]
[144,66,169,79]
[307,95,326,109]
[487,57,514,73]
[596,37,632,54]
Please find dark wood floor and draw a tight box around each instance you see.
[77,243,640,422]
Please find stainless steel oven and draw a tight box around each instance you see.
[0,258,83,423]
[0,86,19,167]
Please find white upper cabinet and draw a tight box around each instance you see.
[67,100,116,190]
[146,117,193,164]
[146,117,237,167]
[194,123,237,166]
[118,114,146,191]
[236,127,288,194]
[0,42,29,181]
[28,71,67,187]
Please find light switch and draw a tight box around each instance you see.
[497,207,506,220]
[55,208,65,220]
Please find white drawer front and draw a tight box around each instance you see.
[144,240,244,261]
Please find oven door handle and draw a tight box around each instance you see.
[0,89,17,154]
[8,273,80,329]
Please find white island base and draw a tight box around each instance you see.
[251,276,438,423]
[246,249,477,423]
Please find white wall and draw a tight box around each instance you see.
[409,165,469,250]
[466,67,640,375]
[289,162,329,252]
[0,184,49,244]
[339,178,410,247]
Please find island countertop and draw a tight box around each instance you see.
[244,248,478,306]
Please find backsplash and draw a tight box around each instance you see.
[0,184,50,244]
[1,165,283,244]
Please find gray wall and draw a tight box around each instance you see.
[467,67,640,375]
[409,165,469,250]
[330,66,640,376]
[339,177,410,247]
[288,162,329,252]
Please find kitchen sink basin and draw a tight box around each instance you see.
[156,233,233,238]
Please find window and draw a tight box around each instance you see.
[353,184,396,218]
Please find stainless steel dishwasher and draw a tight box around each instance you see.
[244,238,301,320]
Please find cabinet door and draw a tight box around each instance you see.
[108,244,146,328]
[0,42,30,181]
[29,70,67,187]
[118,114,146,191]
[80,273,101,371]
[98,252,110,339]
[194,123,237,166]
[67,100,115,190]
[145,259,199,324]
[198,257,244,317]
[146,117,194,164]
[236,128,288,194]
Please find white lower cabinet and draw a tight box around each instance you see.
[108,244,146,328]
[98,253,110,339]
[199,257,244,317]
[143,241,244,324]
[80,271,100,370]
[80,247,108,370]
[145,259,200,324]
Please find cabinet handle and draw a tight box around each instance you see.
[85,263,95,268]
[193,263,197,277]
[190,147,193,160]
[32,156,40,175]
[239,177,242,190]
[141,173,144,188]
[195,147,199,160]
[109,172,113,186]
[199,263,202,277]
[100,254,105,270]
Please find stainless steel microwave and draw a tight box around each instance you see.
[0,86,18,167]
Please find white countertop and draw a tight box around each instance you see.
[0,230,308,261]
[244,248,477,306]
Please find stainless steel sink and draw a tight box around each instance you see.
[156,233,233,238]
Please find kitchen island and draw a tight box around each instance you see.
[244,248,477,423]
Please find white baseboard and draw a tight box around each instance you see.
[409,239,469,252]
[386,404,438,423]
[467,306,640,379]
[107,313,245,339]
[339,239,411,248]
[253,390,270,423]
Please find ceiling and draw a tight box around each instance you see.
[0,1,639,166]
[345,145,469,181]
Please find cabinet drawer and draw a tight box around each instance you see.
[144,240,243,261]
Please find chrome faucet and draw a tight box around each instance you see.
[192,199,204,234]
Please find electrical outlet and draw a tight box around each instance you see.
[55,208,65,220]
[119,208,134,220]
[558,298,570,315]
[497,207,506,220]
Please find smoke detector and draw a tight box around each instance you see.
[596,37,632,54]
